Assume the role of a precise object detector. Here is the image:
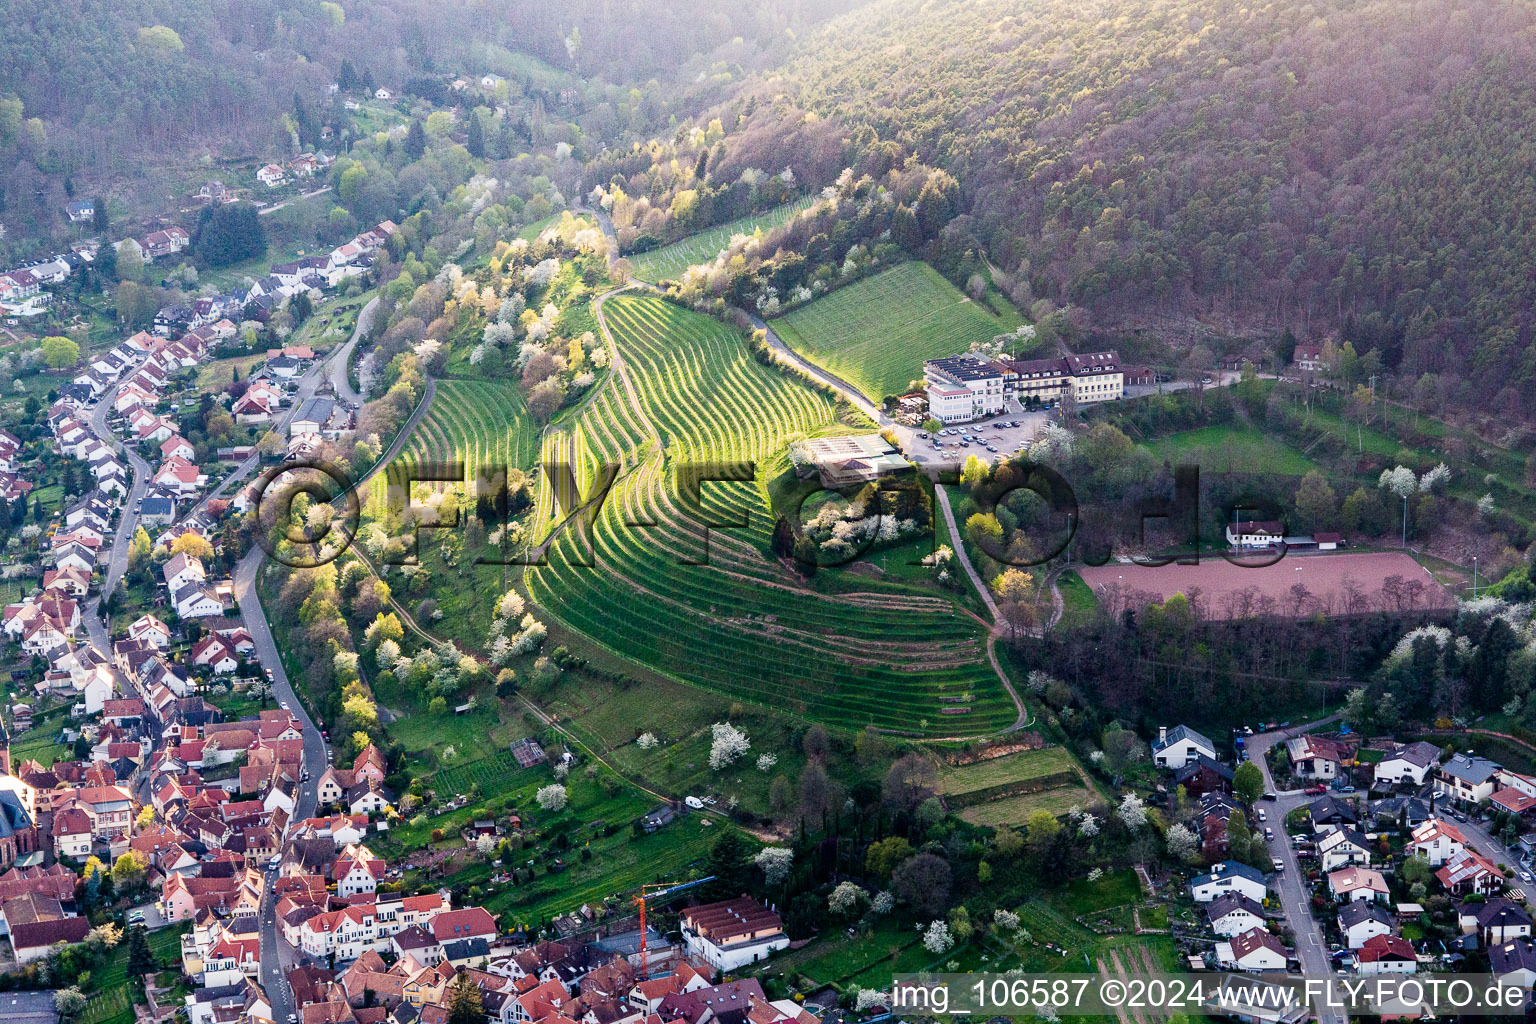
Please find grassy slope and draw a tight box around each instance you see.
[1141,424,1321,475]
[771,261,1024,402]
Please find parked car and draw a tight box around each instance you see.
[1306,784,1328,795]
[1256,809,1267,822]
[1273,858,1285,872]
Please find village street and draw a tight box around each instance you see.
[1246,718,1347,1024]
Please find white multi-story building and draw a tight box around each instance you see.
[923,355,1006,423]
[679,897,790,972]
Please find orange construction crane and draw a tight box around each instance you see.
[631,875,714,980]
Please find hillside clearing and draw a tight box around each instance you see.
[771,261,1024,402]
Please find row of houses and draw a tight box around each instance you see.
[0,243,96,312]
[256,151,335,188]
[204,895,809,1024]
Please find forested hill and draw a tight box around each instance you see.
[0,0,860,176]
[772,0,1536,412]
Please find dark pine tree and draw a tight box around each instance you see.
[404,119,427,160]
[466,111,484,158]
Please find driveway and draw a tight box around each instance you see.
[1246,717,1346,1024]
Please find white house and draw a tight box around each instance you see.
[1318,828,1373,871]
[1190,862,1267,904]
[1357,934,1417,975]
[1225,519,1286,549]
[1207,894,1266,938]
[173,582,225,619]
[77,665,115,715]
[1152,725,1217,770]
[1329,866,1389,903]
[1220,927,1288,972]
[678,898,790,972]
[258,164,286,187]
[1409,819,1469,867]
[1374,741,1441,787]
[1489,939,1536,989]
[1435,754,1500,805]
[1338,901,1394,950]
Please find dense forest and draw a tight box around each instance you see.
[755,0,1536,415]
[0,0,861,243]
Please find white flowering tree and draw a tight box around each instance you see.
[855,990,888,1013]
[871,890,895,916]
[1379,465,1418,544]
[535,784,567,811]
[828,881,867,916]
[923,920,953,954]
[1165,823,1199,862]
[756,752,778,771]
[708,722,751,769]
[636,732,658,750]
[754,847,793,886]
[1116,793,1148,830]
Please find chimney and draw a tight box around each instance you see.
[1159,726,1167,747]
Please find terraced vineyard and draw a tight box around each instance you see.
[396,379,538,484]
[626,197,817,283]
[525,293,1013,736]
[771,261,1025,402]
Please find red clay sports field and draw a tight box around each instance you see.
[1077,551,1454,619]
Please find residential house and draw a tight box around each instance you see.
[1436,849,1503,896]
[191,635,239,674]
[1328,866,1389,903]
[1374,741,1441,787]
[1294,344,1330,373]
[1220,927,1288,972]
[1435,754,1501,805]
[1409,819,1469,867]
[333,843,386,898]
[1490,939,1536,989]
[1286,735,1350,779]
[258,165,286,187]
[1338,901,1394,950]
[1191,861,1268,904]
[1459,899,1533,946]
[128,614,172,649]
[1207,894,1266,938]
[1356,934,1417,975]
[1174,755,1234,798]
[11,918,90,962]
[1318,828,1373,871]
[1152,725,1217,771]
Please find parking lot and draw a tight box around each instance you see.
[896,401,1054,470]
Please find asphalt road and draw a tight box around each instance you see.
[237,548,323,1024]
[1247,718,1346,1024]
[86,362,152,602]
